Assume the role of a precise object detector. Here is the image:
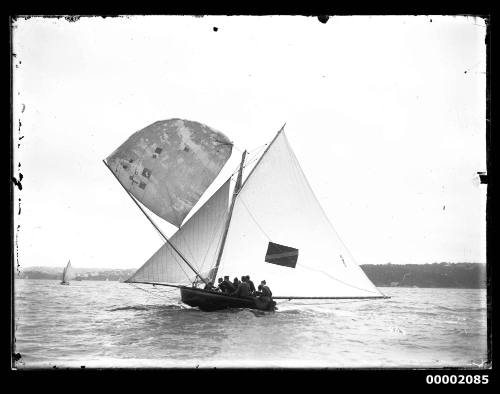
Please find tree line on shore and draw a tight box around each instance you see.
[17,263,486,289]
[360,262,486,288]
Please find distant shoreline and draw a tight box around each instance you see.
[14,278,486,290]
[360,263,486,289]
[15,263,486,289]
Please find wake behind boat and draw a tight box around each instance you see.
[104,119,388,312]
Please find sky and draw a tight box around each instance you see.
[12,15,487,270]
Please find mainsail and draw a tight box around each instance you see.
[214,129,384,298]
[127,179,231,285]
[106,119,233,227]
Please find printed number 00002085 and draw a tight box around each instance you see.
[426,375,488,384]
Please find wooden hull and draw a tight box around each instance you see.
[180,286,276,312]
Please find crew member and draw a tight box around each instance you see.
[260,280,272,298]
[231,276,251,298]
[220,276,235,294]
[258,280,275,310]
[246,275,256,295]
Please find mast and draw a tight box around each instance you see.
[102,160,209,285]
[210,150,247,282]
[209,124,285,282]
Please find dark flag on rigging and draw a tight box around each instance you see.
[265,242,298,268]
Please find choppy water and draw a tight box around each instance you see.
[13,280,488,369]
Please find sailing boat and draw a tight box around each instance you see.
[104,118,388,311]
[60,260,73,285]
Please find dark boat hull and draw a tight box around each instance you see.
[180,286,275,312]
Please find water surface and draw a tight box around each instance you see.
[13,280,488,368]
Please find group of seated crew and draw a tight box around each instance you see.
[203,275,272,300]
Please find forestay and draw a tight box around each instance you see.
[106,119,232,227]
[216,130,384,298]
[127,180,230,285]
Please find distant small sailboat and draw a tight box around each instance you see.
[104,119,388,311]
[60,260,74,285]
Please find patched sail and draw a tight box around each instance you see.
[216,130,383,298]
[127,179,230,285]
[106,119,233,227]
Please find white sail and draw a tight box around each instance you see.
[62,260,75,282]
[216,131,383,298]
[127,179,230,285]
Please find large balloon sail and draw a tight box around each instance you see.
[106,119,233,227]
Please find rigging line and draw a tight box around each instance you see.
[106,180,189,278]
[191,186,227,271]
[165,243,191,279]
[192,205,217,275]
[127,226,174,283]
[152,183,231,283]
[242,148,265,167]
[138,239,190,283]
[246,145,267,163]
[225,152,262,185]
[283,134,356,262]
[176,182,229,273]
[230,148,262,179]
[298,263,381,295]
[211,150,247,282]
[175,229,198,265]
[238,196,272,241]
[231,138,266,159]
[248,142,269,155]
[282,300,368,306]
[224,139,270,183]
[228,160,244,179]
[112,186,206,283]
[149,283,180,294]
[199,195,228,275]
[226,147,263,180]
[285,297,377,304]
[242,152,262,170]
[282,135,381,292]
[208,207,231,278]
[239,124,285,194]
[128,283,175,300]
[247,223,373,296]
[177,191,223,265]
